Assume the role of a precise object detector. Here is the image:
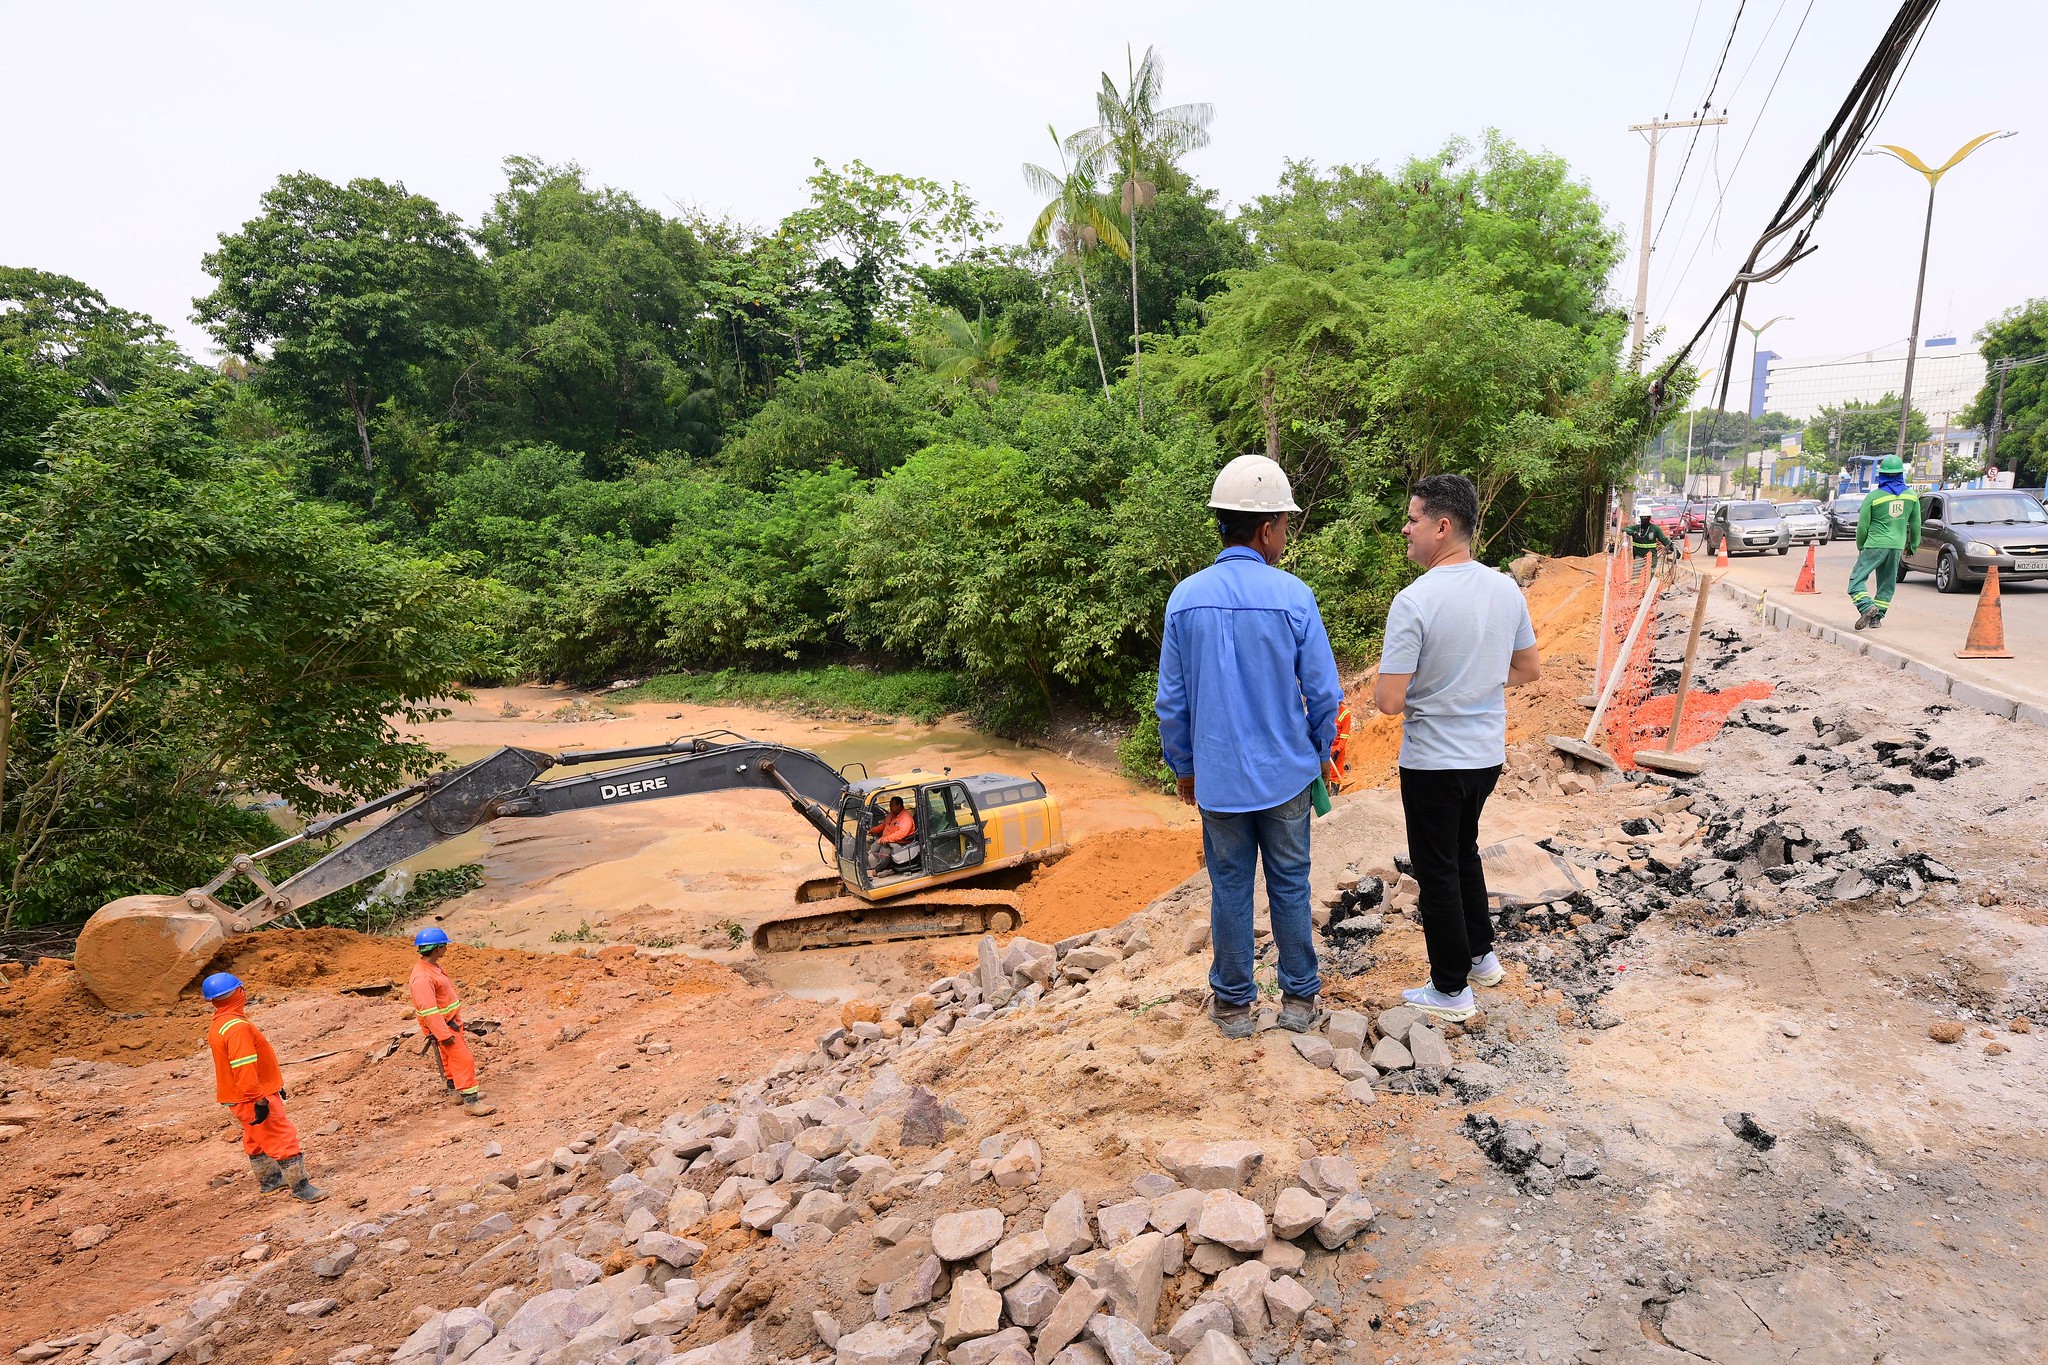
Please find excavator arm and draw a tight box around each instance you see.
[72,734,852,1008]
[195,733,850,930]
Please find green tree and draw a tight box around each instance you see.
[0,398,497,925]
[1069,45,1214,420]
[0,348,72,480]
[721,362,924,487]
[926,306,1016,394]
[0,268,197,403]
[1237,134,1625,336]
[195,173,485,497]
[1963,299,2048,477]
[1023,127,1129,391]
[838,399,1218,718]
[1801,395,1927,471]
[469,158,720,464]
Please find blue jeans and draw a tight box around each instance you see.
[1202,784,1320,1007]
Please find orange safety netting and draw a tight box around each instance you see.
[1589,545,1773,770]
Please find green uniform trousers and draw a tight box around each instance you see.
[1848,545,1902,615]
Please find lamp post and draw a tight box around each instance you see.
[1864,131,2018,466]
[1738,317,1791,496]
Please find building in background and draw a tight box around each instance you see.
[1762,337,1986,426]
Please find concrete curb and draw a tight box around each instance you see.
[1678,564,2039,729]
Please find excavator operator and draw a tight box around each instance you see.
[410,927,496,1116]
[866,795,919,874]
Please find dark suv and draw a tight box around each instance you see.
[1905,489,2048,593]
[1825,493,1865,539]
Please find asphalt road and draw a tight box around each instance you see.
[1697,537,2048,710]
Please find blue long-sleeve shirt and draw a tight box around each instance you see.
[1154,546,1345,813]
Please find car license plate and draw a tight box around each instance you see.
[2018,558,2048,571]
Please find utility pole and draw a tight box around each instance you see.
[1986,353,2048,473]
[1628,115,1727,368]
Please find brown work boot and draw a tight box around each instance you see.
[248,1154,287,1196]
[1277,993,1323,1033]
[1210,999,1255,1040]
[279,1155,328,1203]
[462,1093,497,1117]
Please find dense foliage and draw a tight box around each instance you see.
[1964,299,2048,477]
[3,67,1686,921]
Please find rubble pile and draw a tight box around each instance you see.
[23,913,1439,1365]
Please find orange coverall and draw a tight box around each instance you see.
[208,1001,300,1160]
[410,956,479,1097]
[1328,700,1355,789]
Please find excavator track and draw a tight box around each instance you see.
[752,889,1022,953]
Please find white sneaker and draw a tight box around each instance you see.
[1469,952,1505,988]
[1401,984,1477,1022]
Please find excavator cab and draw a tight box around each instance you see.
[837,776,990,891]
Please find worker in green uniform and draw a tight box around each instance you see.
[1849,454,1921,630]
[1627,511,1676,580]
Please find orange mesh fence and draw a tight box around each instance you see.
[1598,558,1775,769]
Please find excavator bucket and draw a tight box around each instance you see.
[74,896,228,1011]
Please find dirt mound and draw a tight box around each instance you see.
[0,927,744,1068]
[1014,827,1203,943]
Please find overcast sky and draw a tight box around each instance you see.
[4,0,2039,385]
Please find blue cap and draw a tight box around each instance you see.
[414,926,451,950]
[201,972,243,1001]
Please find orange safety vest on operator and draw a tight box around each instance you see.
[409,958,465,1041]
[879,809,916,845]
[1330,700,1355,774]
[209,1007,284,1104]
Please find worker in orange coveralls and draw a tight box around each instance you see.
[410,927,496,1115]
[202,972,328,1202]
[1328,699,1356,792]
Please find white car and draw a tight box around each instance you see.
[1778,500,1831,545]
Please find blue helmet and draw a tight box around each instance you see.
[414,926,451,951]
[201,972,243,1001]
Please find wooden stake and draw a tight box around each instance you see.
[1635,572,1718,775]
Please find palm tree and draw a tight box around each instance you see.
[1023,126,1128,394]
[1067,45,1212,421]
[929,305,1015,394]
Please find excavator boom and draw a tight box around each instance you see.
[73,733,852,1009]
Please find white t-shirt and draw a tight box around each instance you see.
[1380,560,1537,770]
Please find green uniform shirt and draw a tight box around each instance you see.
[1855,489,1921,554]
[1628,522,1675,555]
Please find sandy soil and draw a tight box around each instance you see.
[14,557,2048,1363]
[399,690,1196,977]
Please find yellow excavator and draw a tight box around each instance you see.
[74,731,1066,1010]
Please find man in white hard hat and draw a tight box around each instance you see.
[1156,454,1344,1039]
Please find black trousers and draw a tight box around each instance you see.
[1398,764,1502,994]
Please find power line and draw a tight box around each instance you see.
[1662,0,1711,116]
[1651,0,1946,415]
[1651,0,1816,320]
[1651,0,1749,251]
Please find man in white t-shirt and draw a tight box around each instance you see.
[1372,474,1542,1022]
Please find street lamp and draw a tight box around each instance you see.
[1738,317,1791,496]
[1864,130,2018,466]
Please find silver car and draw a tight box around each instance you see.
[1904,489,2048,593]
[1778,500,1831,546]
[1707,500,1790,556]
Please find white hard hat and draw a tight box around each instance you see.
[1208,454,1300,513]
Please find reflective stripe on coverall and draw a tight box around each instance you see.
[208,1007,300,1160]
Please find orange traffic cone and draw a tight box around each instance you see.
[1956,564,2014,659]
[1714,536,1729,569]
[1793,544,1817,593]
